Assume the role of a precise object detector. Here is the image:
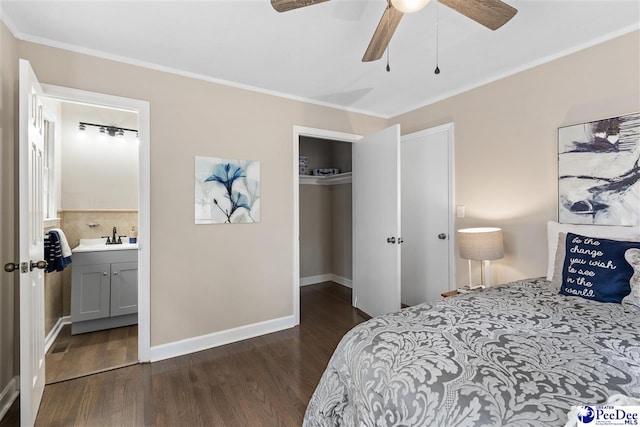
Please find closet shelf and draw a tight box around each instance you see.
[299,172,352,186]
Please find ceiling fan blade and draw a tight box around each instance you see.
[439,0,517,30]
[271,0,331,13]
[362,5,404,62]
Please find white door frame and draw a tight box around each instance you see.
[41,84,151,362]
[401,122,456,291]
[292,126,361,325]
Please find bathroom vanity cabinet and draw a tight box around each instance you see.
[71,248,138,334]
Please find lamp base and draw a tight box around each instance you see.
[459,284,485,293]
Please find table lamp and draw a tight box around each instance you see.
[457,227,504,289]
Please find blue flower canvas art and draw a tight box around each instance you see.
[195,156,260,224]
[558,112,640,226]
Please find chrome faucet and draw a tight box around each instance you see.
[112,226,117,244]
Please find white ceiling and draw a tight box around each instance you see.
[2,0,639,117]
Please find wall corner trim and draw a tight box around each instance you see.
[300,274,352,288]
[149,315,296,362]
[0,376,19,422]
[331,274,352,288]
[44,316,71,354]
[300,274,333,286]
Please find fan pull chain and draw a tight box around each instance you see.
[434,0,440,74]
[386,0,391,72]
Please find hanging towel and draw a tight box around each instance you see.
[50,228,72,258]
[45,230,72,273]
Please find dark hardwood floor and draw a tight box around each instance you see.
[1,282,367,427]
[46,324,138,384]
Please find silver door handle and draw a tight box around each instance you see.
[30,260,48,271]
[387,237,396,244]
[398,238,404,244]
[438,233,447,240]
[4,263,20,273]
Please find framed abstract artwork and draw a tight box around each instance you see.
[558,112,640,226]
[195,156,261,224]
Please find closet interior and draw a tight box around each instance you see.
[299,136,353,289]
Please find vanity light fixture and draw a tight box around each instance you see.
[98,126,107,142]
[77,122,87,139]
[78,121,138,139]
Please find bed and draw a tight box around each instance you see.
[304,255,640,426]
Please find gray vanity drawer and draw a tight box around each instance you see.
[72,249,137,266]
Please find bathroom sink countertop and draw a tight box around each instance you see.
[72,238,138,253]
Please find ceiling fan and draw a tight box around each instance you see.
[271,0,517,62]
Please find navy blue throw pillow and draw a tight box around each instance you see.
[560,232,638,303]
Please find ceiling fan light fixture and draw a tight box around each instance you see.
[390,0,431,13]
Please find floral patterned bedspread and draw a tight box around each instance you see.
[303,278,640,427]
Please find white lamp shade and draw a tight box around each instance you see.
[457,227,504,261]
[390,0,431,13]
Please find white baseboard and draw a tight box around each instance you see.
[0,376,19,422]
[149,315,296,362]
[300,274,352,288]
[45,315,71,353]
[330,274,352,288]
[300,274,332,286]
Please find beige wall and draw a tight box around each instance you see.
[5,20,638,357]
[16,39,387,346]
[0,19,17,400]
[299,184,353,282]
[299,136,352,175]
[330,184,352,280]
[393,30,640,287]
[299,184,353,281]
[299,185,332,277]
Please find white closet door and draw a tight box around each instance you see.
[401,124,453,306]
[353,125,401,317]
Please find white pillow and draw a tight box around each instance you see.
[546,221,640,280]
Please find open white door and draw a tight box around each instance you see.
[401,124,454,306]
[353,125,401,317]
[18,59,47,426]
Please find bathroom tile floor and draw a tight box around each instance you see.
[45,324,138,384]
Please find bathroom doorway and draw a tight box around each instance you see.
[37,85,150,384]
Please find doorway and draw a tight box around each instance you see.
[293,127,360,324]
[40,83,151,364]
[37,84,150,386]
[293,124,454,322]
[298,136,353,289]
[42,100,140,383]
[16,60,150,425]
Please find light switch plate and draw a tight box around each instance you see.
[456,205,465,218]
